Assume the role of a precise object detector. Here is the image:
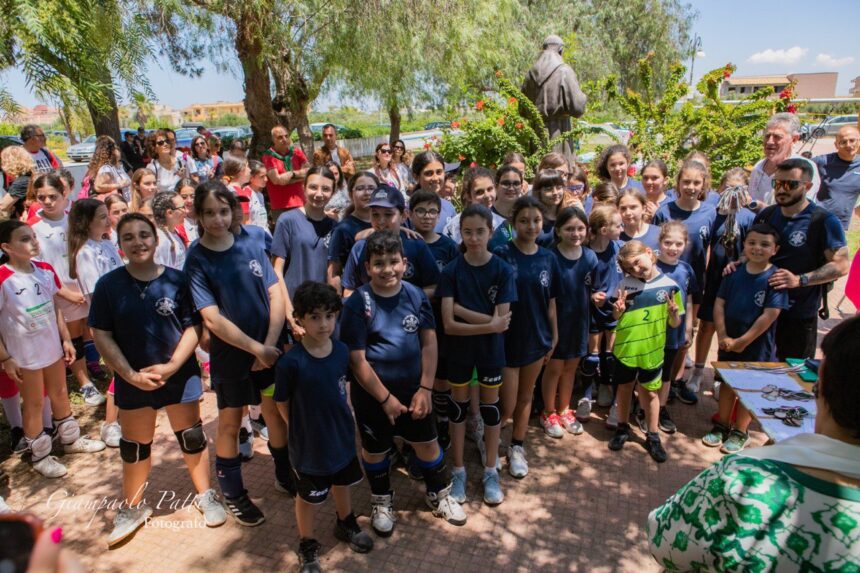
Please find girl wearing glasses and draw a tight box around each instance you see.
[327,172,379,294]
[146,130,192,194]
[190,135,221,184]
[151,191,188,270]
[372,143,402,191]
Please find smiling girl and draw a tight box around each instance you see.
[598,144,643,193]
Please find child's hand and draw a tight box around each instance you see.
[409,389,432,420]
[400,226,422,241]
[667,298,680,324]
[3,358,22,384]
[489,311,512,333]
[591,291,607,307]
[62,340,76,365]
[722,260,740,276]
[383,394,408,424]
[288,317,306,340]
[728,337,749,353]
[612,288,627,316]
[129,370,165,391]
[253,345,282,370]
[718,336,734,351]
[142,362,179,381]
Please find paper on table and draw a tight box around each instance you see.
[733,388,817,443]
[716,368,802,391]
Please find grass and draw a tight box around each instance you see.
[847,228,860,256]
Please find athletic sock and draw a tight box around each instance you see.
[417,450,448,495]
[241,414,253,434]
[362,458,391,495]
[1,395,22,429]
[248,405,262,421]
[510,438,524,448]
[215,455,244,499]
[267,442,293,487]
[83,340,100,363]
[41,396,53,429]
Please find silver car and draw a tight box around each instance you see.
[67,135,97,163]
[812,115,858,138]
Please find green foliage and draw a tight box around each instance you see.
[0,123,20,136]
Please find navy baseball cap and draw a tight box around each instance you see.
[367,184,405,210]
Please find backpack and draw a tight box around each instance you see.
[756,204,834,320]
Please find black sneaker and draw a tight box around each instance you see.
[635,408,648,433]
[10,427,26,453]
[298,538,323,573]
[645,432,668,463]
[608,425,630,451]
[223,492,265,526]
[334,513,374,553]
[658,407,677,434]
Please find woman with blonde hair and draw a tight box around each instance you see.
[84,136,132,200]
[0,146,35,219]
[130,168,158,213]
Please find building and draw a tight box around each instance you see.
[181,101,246,123]
[720,72,838,99]
[10,104,61,126]
[851,76,860,97]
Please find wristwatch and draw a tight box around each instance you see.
[799,274,809,287]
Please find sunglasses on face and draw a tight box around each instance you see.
[567,184,585,191]
[771,179,806,191]
[393,145,405,151]
[155,139,168,146]
[194,142,207,147]
[379,148,392,154]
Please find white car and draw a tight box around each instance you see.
[67,135,97,163]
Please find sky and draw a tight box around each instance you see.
[1,0,858,112]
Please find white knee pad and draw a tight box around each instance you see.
[54,415,80,445]
[28,432,53,461]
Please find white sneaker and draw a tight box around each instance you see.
[426,486,467,526]
[713,380,721,401]
[80,384,106,406]
[0,496,11,513]
[33,455,67,478]
[194,488,227,527]
[605,403,619,430]
[686,371,703,394]
[540,412,565,439]
[108,505,153,547]
[575,397,592,422]
[559,410,584,435]
[482,469,504,506]
[450,468,467,503]
[370,493,395,537]
[101,422,121,448]
[64,437,106,454]
[507,445,528,479]
[597,384,614,408]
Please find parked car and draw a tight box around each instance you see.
[173,128,198,152]
[424,121,452,130]
[309,123,347,134]
[813,115,858,138]
[599,122,633,144]
[67,135,97,163]
[211,126,251,150]
[0,136,23,153]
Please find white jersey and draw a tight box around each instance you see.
[30,213,89,322]
[249,190,268,230]
[155,228,187,270]
[75,238,123,296]
[183,217,199,244]
[0,262,63,369]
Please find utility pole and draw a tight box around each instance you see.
[689,33,702,86]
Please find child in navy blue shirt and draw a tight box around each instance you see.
[339,231,466,536]
[493,196,562,479]
[436,205,516,506]
[704,224,789,454]
[327,171,378,294]
[184,181,286,526]
[274,281,372,571]
[409,189,459,450]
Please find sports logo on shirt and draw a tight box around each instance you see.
[539,270,550,287]
[488,285,498,304]
[699,226,710,242]
[323,232,332,249]
[584,273,592,287]
[155,297,176,316]
[436,259,446,271]
[403,261,415,279]
[788,230,806,247]
[656,289,669,303]
[362,291,373,318]
[338,375,347,396]
[754,290,766,307]
[249,259,264,277]
[402,314,419,333]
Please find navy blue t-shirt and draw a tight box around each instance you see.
[426,234,460,273]
[620,178,645,193]
[184,233,278,383]
[590,239,624,329]
[717,264,789,361]
[341,232,439,291]
[552,246,598,359]
[537,219,556,248]
[492,243,563,366]
[435,254,517,368]
[489,220,514,252]
[656,259,695,350]
[340,282,435,402]
[652,201,717,296]
[273,341,355,475]
[814,152,860,230]
[754,203,846,319]
[328,215,371,264]
[241,224,272,255]
[620,223,661,251]
[271,208,335,297]
[702,208,756,306]
[89,267,200,387]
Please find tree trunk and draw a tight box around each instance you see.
[270,56,314,158]
[59,99,77,145]
[85,87,121,142]
[291,99,314,159]
[388,101,401,144]
[235,11,278,160]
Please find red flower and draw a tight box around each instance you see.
[451,120,460,129]
[458,154,465,161]
[515,122,524,129]
[627,166,636,177]
[508,96,517,105]
[470,162,477,167]
[497,118,505,126]
[423,142,431,149]
[723,70,731,79]
[476,100,485,111]
[786,104,797,114]
[495,70,502,77]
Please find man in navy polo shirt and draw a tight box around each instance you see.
[814,125,860,230]
[753,158,850,360]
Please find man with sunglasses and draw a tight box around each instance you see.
[750,158,849,360]
[312,124,355,179]
[20,124,62,174]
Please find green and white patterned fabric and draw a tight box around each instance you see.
[647,455,860,572]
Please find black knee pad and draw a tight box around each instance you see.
[432,389,450,411]
[71,337,86,361]
[581,355,600,377]
[449,400,470,424]
[119,437,152,464]
[175,420,206,454]
[479,400,501,428]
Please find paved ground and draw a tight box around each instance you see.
[2,135,854,572]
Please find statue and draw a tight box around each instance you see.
[522,35,587,162]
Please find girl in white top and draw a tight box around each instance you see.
[0,220,106,478]
[69,199,125,446]
[30,174,106,406]
[145,130,192,194]
[105,194,129,250]
[246,160,270,229]
[151,191,188,270]
[130,169,158,213]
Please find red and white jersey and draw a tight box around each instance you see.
[75,238,123,296]
[0,262,63,369]
[29,212,71,284]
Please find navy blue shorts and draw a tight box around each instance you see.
[114,360,202,410]
[293,457,364,505]
[213,367,273,409]
[351,387,437,455]
[448,362,502,388]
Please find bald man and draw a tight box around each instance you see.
[262,125,309,219]
[814,125,860,230]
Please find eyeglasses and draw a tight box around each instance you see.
[155,139,168,146]
[194,142,207,147]
[567,184,585,192]
[498,180,522,188]
[379,148,392,154]
[393,145,405,151]
[414,208,440,217]
[771,179,806,191]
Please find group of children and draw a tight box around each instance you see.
[0,142,794,572]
